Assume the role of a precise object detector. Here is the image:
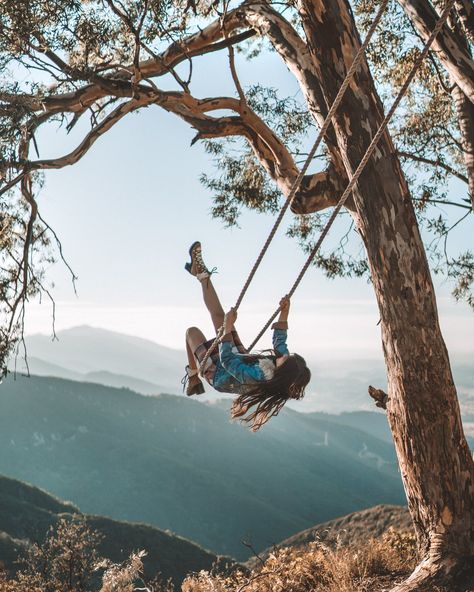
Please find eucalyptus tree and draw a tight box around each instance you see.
[0,0,473,589]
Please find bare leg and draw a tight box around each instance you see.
[186,339,198,373]
[186,326,207,372]
[184,327,206,396]
[199,276,227,333]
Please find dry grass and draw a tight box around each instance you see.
[182,529,419,592]
[0,520,431,592]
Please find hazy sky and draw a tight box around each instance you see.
[25,47,473,363]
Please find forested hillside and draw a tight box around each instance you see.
[0,374,405,559]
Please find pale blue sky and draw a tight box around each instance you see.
[25,47,474,362]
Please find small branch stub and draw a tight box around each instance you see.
[368,385,389,409]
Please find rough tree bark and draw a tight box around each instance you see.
[289,0,474,589]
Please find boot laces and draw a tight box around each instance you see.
[181,365,190,393]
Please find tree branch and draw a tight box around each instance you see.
[397,150,469,183]
[4,83,340,215]
[455,0,474,45]
[291,164,344,213]
[25,96,153,171]
[11,19,255,118]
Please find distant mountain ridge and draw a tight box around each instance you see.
[0,374,406,559]
[0,474,227,584]
[18,326,474,416]
[21,325,184,394]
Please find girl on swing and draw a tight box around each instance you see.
[183,241,311,431]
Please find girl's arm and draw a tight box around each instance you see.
[219,308,266,383]
[272,296,290,357]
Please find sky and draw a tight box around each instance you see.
[23,44,474,364]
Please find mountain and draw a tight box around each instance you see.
[83,370,163,395]
[310,410,474,449]
[273,504,412,549]
[0,474,226,584]
[21,326,184,394]
[0,374,405,560]
[16,355,169,396]
[12,356,84,381]
[247,504,412,568]
[310,410,392,443]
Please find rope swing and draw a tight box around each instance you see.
[199,0,456,373]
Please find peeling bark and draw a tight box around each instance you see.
[292,164,346,213]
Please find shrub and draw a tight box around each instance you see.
[0,516,173,592]
[182,529,420,592]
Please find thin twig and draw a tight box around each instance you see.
[37,212,78,294]
[411,196,472,210]
[397,150,468,183]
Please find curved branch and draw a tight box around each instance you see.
[27,97,153,171]
[290,164,345,213]
[172,94,301,195]
[234,2,333,136]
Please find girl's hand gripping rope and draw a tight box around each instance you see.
[223,307,238,337]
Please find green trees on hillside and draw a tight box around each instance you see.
[0,1,473,589]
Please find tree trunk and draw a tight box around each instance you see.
[396,0,474,104]
[296,0,474,588]
[455,0,474,44]
[453,85,474,210]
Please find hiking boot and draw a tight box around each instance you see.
[186,374,205,396]
[181,365,205,396]
[184,241,210,278]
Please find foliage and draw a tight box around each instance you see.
[14,517,101,592]
[0,516,174,592]
[201,139,282,227]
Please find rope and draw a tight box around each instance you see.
[197,0,389,375]
[247,0,455,351]
[199,0,454,372]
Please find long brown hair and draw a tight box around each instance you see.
[231,354,311,431]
